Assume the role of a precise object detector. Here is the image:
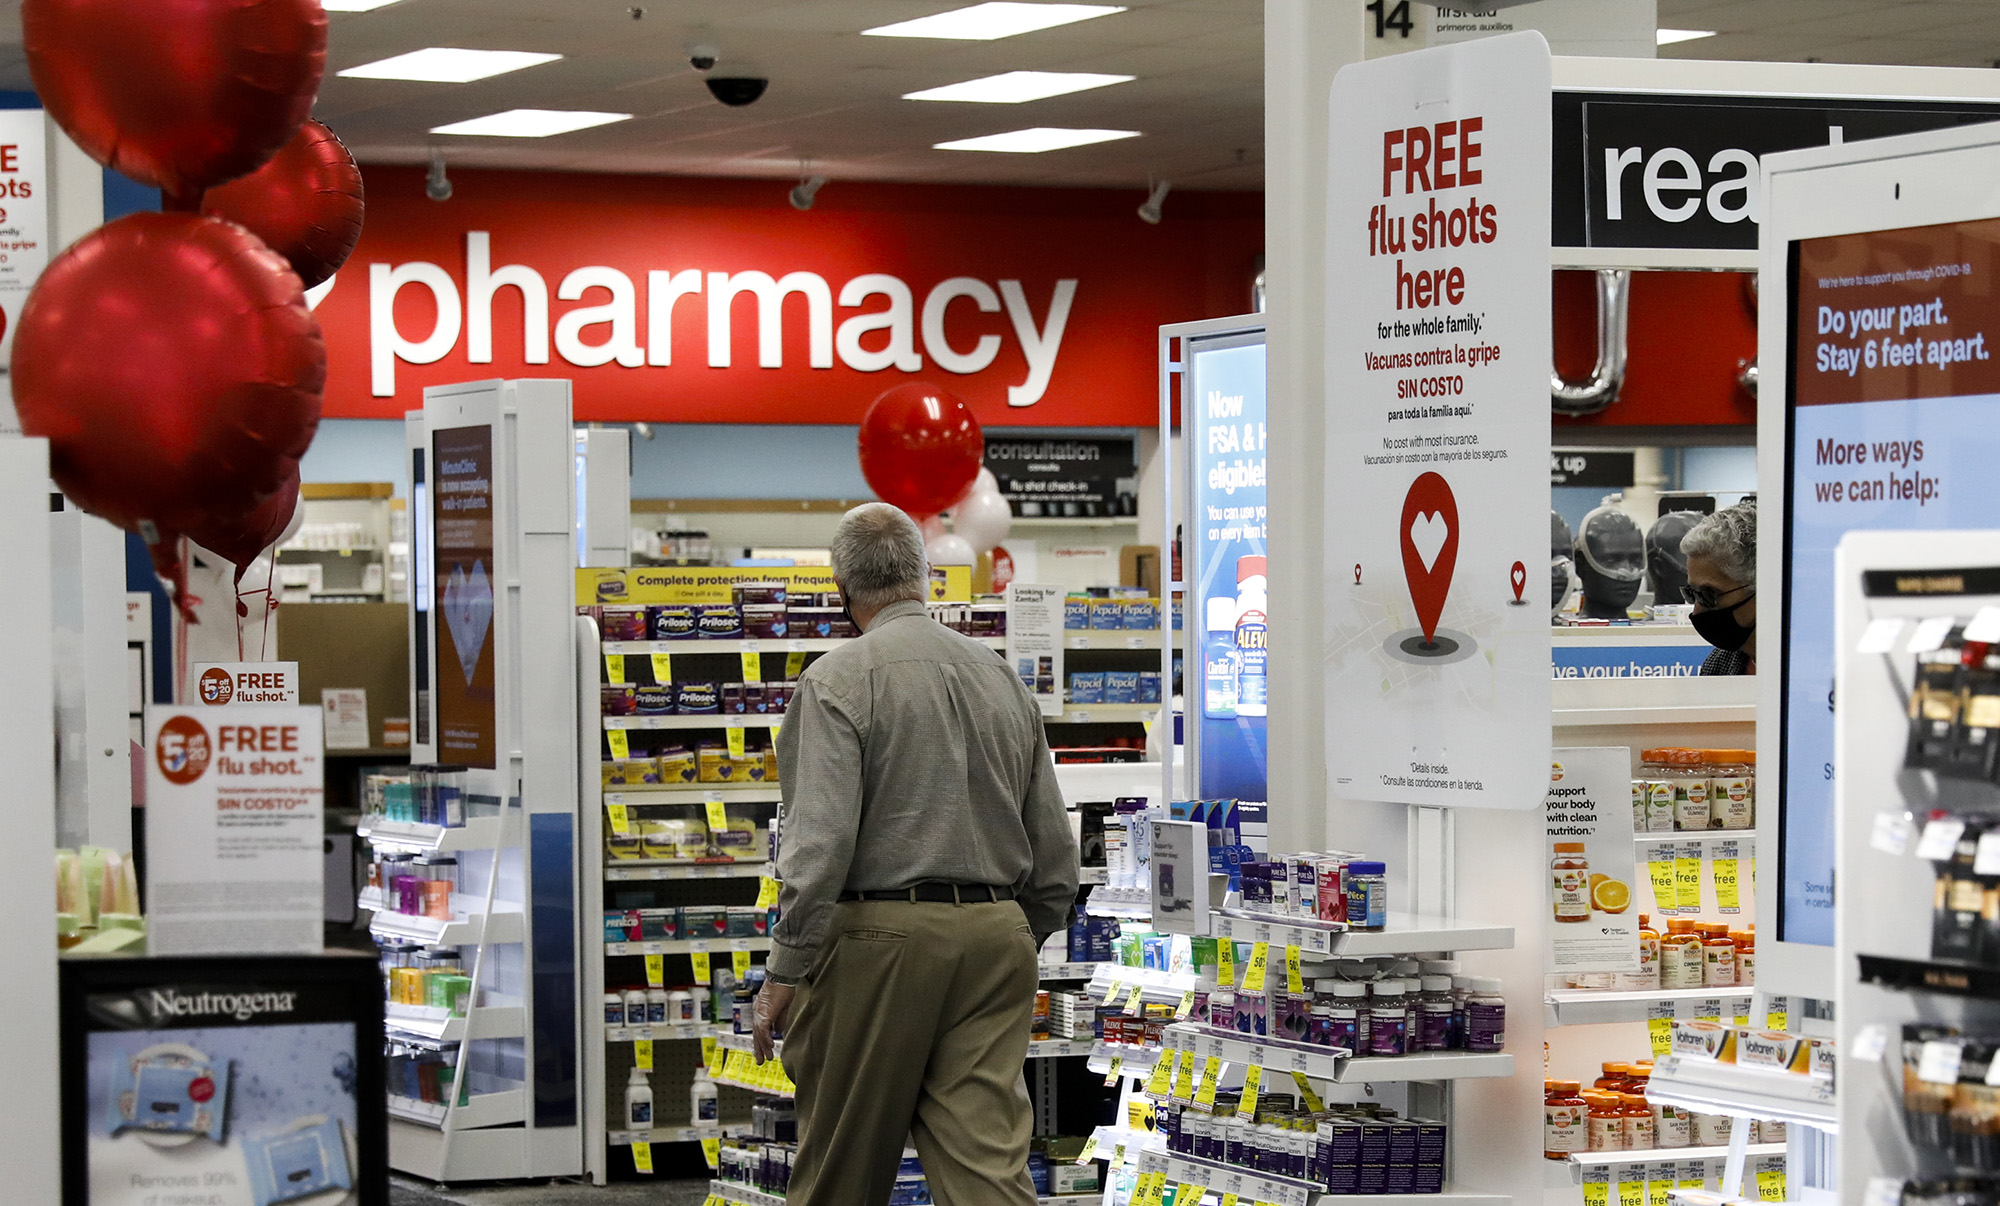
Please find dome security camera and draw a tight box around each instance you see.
[706,77,768,107]
[688,45,718,71]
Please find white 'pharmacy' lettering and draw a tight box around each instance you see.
[369,232,1077,407]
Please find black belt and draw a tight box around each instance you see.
[840,883,1014,904]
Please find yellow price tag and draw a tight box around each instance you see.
[691,951,712,983]
[1100,979,1125,1006]
[1193,1057,1223,1111]
[1647,1001,1673,1057]
[1755,1169,1785,1202]
[1146,1053,1174,1095]
[733,948,752,979]
[705,798,730,833]
[1647,1178,1673,1206]
[1675,1178,1705,1194]
[635,1039,654,1070]
[1285,945,1304,995]
[786,650,807,678]
[709,1041,728,1078]
[1582,1179,1610,1206]
[1645,846,1678,912]
[1220,1195,1239,1206]
[1618,1177,1645,1206]
[607,803,631,835]
[651,652,673,683]
[757,876,781,908]
[1074,1134,1098,1164]
[644,954,664,987]
[1175,989,1196,1019]
[607,729,630,760]
[700,1137,720,1170]
[1241,942,1270,994]
[1173,1049,1194,1100]
[701,1035,717,1067]
[741,651,761,682]
[1768,995,1789,1032]
[1237,1064,1263,1119]
[1176,1184,1206,1206]
[1123,985,1145,1016]
[1291,1070,1325,1113]
[632,1141,654,1174]
[1104,1056,1124,1087]
[726,726,747,759]
[1712,851,1741,914]
[1218,940,1235,988]
[1675,845,1702,911]
[605,653,627,684]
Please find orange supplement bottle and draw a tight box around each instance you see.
[1553,843,1592,923]
[1661,920,1704,988]
[1586,1093,1626,1151]
[1620,1093,1655,1150]
[1544,1080,1587,1159]
[1701,923,1737,987]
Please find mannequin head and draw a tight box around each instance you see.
[1645,511,1701,606]
[1550,510,1575,618]
[1573,505,1645,619]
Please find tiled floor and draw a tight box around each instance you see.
[391,1175,712,1205]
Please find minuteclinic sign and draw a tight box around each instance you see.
[307,168,1261,427]
[146,706,324,956]
[1324,33,1552,810]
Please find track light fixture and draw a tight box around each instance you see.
[426,151,452,201]
[1138,178,1170,224]
[789,174,827,211]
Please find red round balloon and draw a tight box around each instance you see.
[202,120,364,289]
[857,383,983,516]
[24,0,327,198]
[190,462,300,577]
[11,211,325,538]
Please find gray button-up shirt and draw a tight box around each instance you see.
[767,598,1078,984]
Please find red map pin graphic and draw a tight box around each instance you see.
[1511,561,1527,602]
[1399,472,1459,643]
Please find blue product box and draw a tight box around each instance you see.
[1089,599,1124,630]
[1137,672,1162,704]
[1122,599,1159,630]
[1103,670,1139,704]
[1064,598,1091,629]
[1069,672,1104,705]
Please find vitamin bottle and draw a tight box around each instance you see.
[1369,979,1409,1056]
[1733,930,1755,986]
[1552,843,1592,924]
[1701,923,1737,987]
[1620,1093,1655,1150]
[1672,749,1713,831]
[625,1066,654,1128]
[1544,1080,1587,1159]
[1416,975,1454,1052]
[1464,978,1506,1052]
[1652,1096,1693,1148]
[1710,750,1757,830]
[1586,1093,1626,1151]
[1637,749,1678,832]
[1616,915,1661,990]
[1660,920,1703,989]
[1323,981,1365,1052]
[1594,1062,1629,1093]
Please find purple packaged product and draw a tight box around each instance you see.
[787,607,841,639]
[765,683,792,711]
[1207,990,1235,1029]
[742,605,788,639]
[721,683,748,714]
[599,605,648,641]
[1356,1124,1391,1195]
[1275,993,1313,1043]
[1233,989,1267,1036]
[1318,1118,1363,1192]
[634,684,674,715]
[746,684,769,713]
[650,604,699,640]
[733,581,788,606]
[1467,996,1505,1052]
[1384,1123,1418,1195]
[697,605,744,639]
[601,684,637,716]
[1409,1118,1447,1193]
[1295,860,1318,918]
[676,682,720,714]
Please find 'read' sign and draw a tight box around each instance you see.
[1324,32,1552,810]
[307,169,1261,426]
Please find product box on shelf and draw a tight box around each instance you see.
[1070,672,1104,705]
[1103,670,1140,704]
[649,604,699,640]
[1064,597,1092,630]
[1122,599,1160,630]
[1089,599,1126,630]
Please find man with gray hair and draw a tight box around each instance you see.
[753,501,1077,1206]
[1679,500,1758,675]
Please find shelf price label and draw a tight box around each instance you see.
[725,726,748,759]
[1146,1053,1175,1096]
[1100,979,1126,1006]
[786,650,807,678]
[1175,1184,1206,1206]
[1173,1049,1195,1101]
[1754,1162,1786,1202]
[645,954,664,986]
[1193,1057,1225,1112]
[1644,843,1679,913]
[741,651,761,682]
[757,876,782,908]
[1122,985,1145,1016]
[607,803,632,835]
[1284,945,1304,995]
[1218,940,1236,989]
[1647,1001,1674,1057]
[1617,1173,1646,1206]
[1712,840,1742,914]
[1291,1070,1325,1113]
[691,951,712,982]
[651,652,674,684]
[1240,942,1271,994]
[733,948,752,979]
[1675,843,1703,912]
[605,653,627,684]
[1175,989,1197,1019]
[632,1140,655,1174]
[1766,994,1789,1033]
[607,729,631,760]
[1218,1196,1239,1206]
[701,1137,720,1170]
[635,1038,654,1070]
[1236,1065,1263,1119]
[1104,1056,1125,1087]
[1075,1134,1098,1164]
[1581,1168,1611,1206]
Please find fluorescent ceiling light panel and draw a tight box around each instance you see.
[934,126,1139,153]
[431,109,631,137]
[340,48,561,83]
[1655,28,1716,46]
[905,70,1133,104]
[321,0,404,11]
[864,3,1125,41]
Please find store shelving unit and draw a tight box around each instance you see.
[1544,986,1756,1028]
[1645,1055,1837,1131]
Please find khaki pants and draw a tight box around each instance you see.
[780,898,1040,1206]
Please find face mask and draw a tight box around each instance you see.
[1690,595,1756,652]
[840,596,860,633]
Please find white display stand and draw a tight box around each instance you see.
[381,379,583,1182]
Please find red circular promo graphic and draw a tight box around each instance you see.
[187,1076,216,1103]
[197,666,234,705]
[154,713,213,785]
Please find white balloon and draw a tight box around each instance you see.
[947,466,1000,511]
[926,532,976,567]
[278,491,307,548]
[949,488,1013,552]
[917,512,947,543]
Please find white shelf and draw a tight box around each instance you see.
[605,714,782,730]
[714,1031,762,1054]
[607,860,771,882]
[1551,673,1757,727]
[605,786,785,805]
[1565,1142,1786,1172]
[712,1183,787,1206]
[1079,866,1110,886]
[1040,961,1111,980]
[605,638,850,655]
[1027,1038,1091,1059]
[1136,1150,1317,1206]
[1048,704,1158,725]
[1084,886,1153,919]
[384,1003,524,1044]
[370,909,524,948]
[1644,1054,1837,1132]
[606,937,773,957]
[359,815,508,854]
[1087,1041,1163,1075]
[1065,631,1163,650]
[1211,910,1514,958]
[1633,830,1755,846]
[1336,1049,1515,1083]
[1086,963,1201,1006]
[1545,986,1755,1027]
[608,1124,745,1147]
[607,1021,726,1043]
[387,1087,526,1130]
[1160,1023,1510,1083]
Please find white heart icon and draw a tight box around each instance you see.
[440,559,495,685]
[1409,511,1449,572]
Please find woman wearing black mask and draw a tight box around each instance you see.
[1678,502,1757,675]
